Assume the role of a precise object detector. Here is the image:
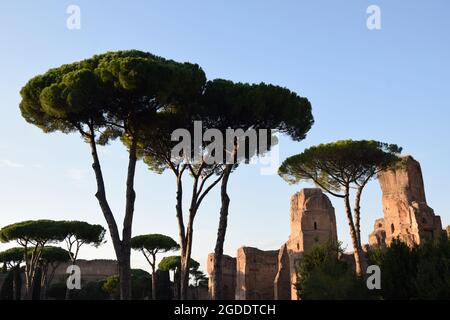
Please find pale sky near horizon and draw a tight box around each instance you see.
[1,0,449,275]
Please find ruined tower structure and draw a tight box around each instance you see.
[369,156,443,246]
[277,188,338,299]
[207,188,338,300]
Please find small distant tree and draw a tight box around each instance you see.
[0,247,25,300]
[279,140,402,275]
[131,234,179,300]
[38,246,70,300]
[158,255,199,300]
[0,220,66,299]
[61,221,106,299]
[102,269,151,300]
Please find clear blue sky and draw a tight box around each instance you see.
[1,0,449,274]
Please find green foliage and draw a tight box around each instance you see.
[61,221,106,247]
[296,241,373,300]
[0,247,25,265]
[191,269,208,287]
[40,246,70,264]
[378,239,418,300]
[48,280,109,300]
[158,255,200,272]
[102,269,152,300]
[368,236,450,300]
[131,234,179,253]
[0,220,67,244]
[200,79,313,141]
[19,50,206,141]
[279,140,402,192]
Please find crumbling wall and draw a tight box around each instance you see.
[207,253,236,300]
[377,156,442,246]
[236,247,279,300]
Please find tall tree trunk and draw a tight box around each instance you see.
[211,164,233,300]
[354,186,364,246]
[174,171,188,300]
[88,130,136,300]
[118,249,132,300]
[353,185,368,272]
[343,187,364,276]
[151,269,157,300]
[121,135,137,300]
[151,254,157,300]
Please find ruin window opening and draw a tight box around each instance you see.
[391,223,395,234]
[314,222,317,230]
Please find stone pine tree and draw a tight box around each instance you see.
[278,140,402,275]
[0,220,66,299]
[198,79,314,299]
[19,50,205,299]
[61,221,106,299]
[158,255,200,300]
[38,246,70,300]
[131,234,179,300]
[0,247,25,300]
[139,78,313,300]
[135,113,225,300]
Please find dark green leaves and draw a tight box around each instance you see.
[131,234,179,253]
[279,140,402,193]
[158,255,199,272]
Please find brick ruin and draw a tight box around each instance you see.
[208,188,338,300]
[369,156,443,246]
[208,156,447,300]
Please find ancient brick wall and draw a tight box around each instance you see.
[207,253,236,300]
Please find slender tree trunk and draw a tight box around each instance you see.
[353,185,368,272]
[174,171,188,300]
[151,265,157,300]
[354,186,364,246]
[88,131,136,300]
[181,209,197,300]
[343,188,364,276]
[150,253,158,300]
[211,164,233,300]
[40,267,47,300]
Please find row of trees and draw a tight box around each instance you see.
[18,50,407,298]
[0,220,105,299]
[19,50,314,299]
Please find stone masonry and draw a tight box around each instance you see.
[235,247,279,300]
[207,253,236,300]
[370,156,443,246]
[208,188,338,300]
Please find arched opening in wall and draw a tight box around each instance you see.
[297,243,300,250]
[314,222,317,230]
[391,223,395,234]
[378,223,382,228]
[422,217,427,224]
